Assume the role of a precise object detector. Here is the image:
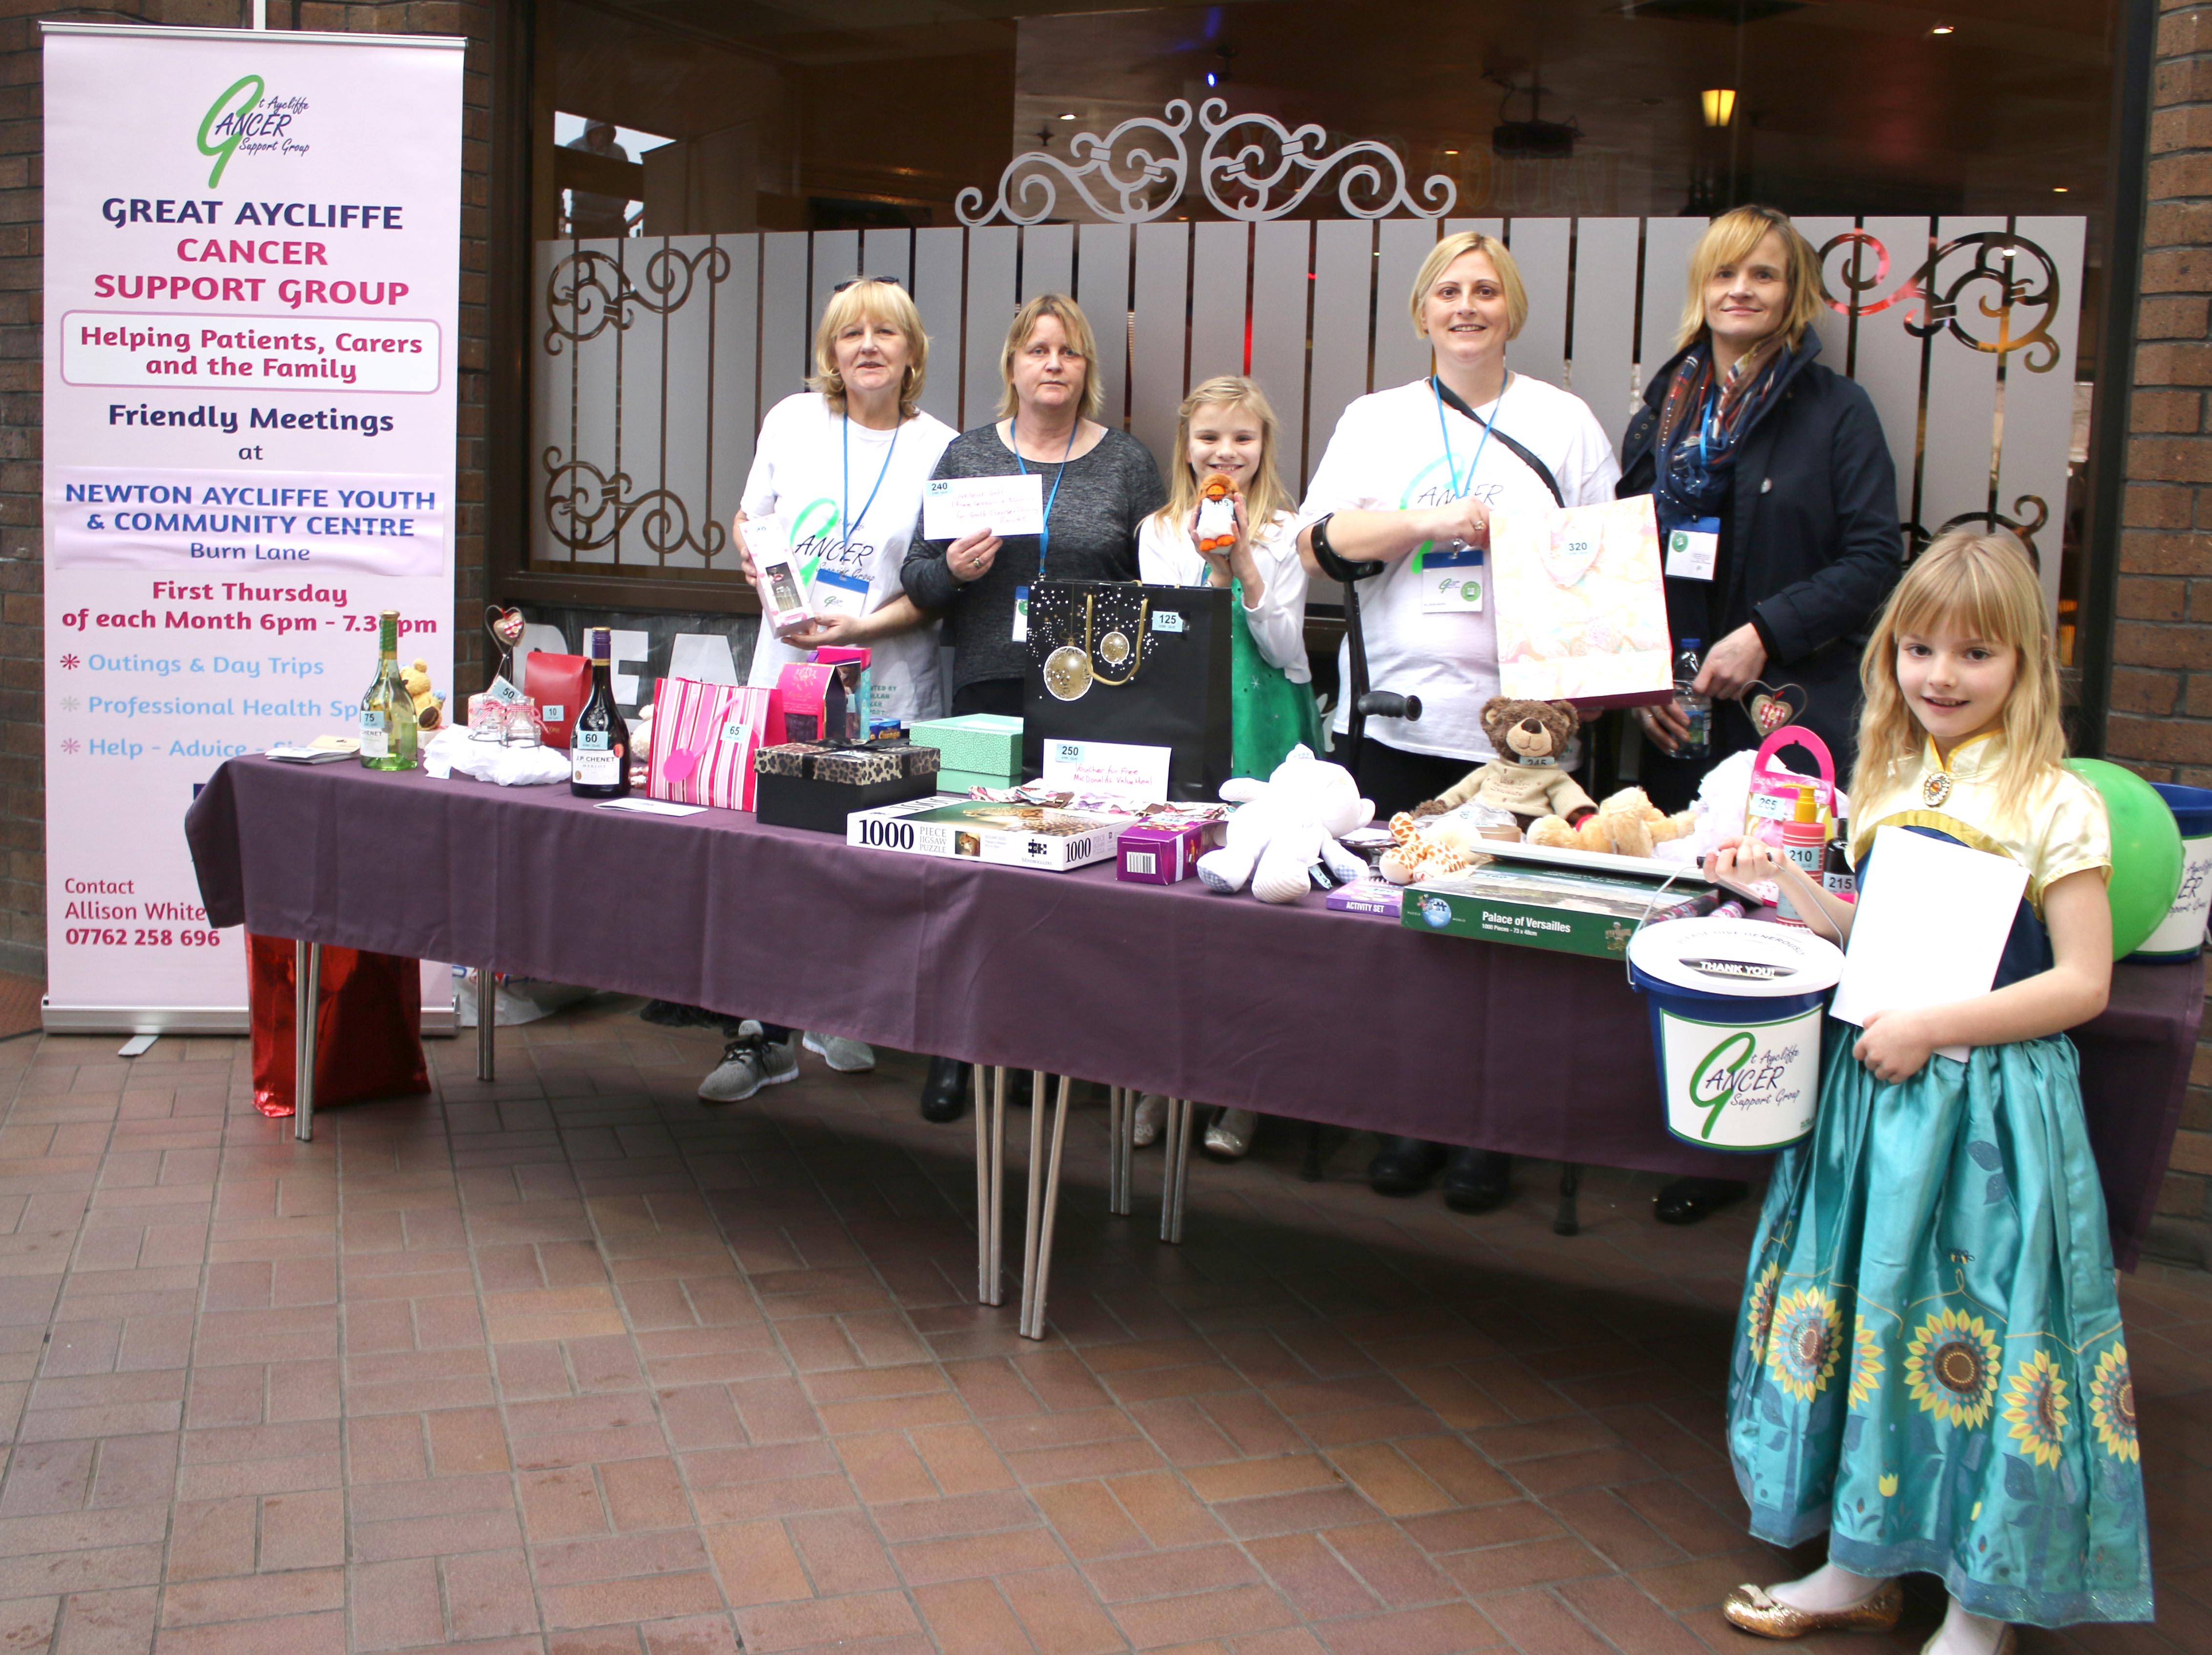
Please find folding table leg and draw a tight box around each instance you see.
[475,968,496,1081]
[1021,1076,1072,1341]
[1160,1098,1193,1244]
[1106,1086,1133,1217]
[977,1066,1007,1307]
[1019,1071,1049,1331]
[293,941,321,1143]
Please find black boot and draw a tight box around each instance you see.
[1442,1149,1513,1214]
[918,1056,971,1123]
[1654,1176,1747,1225]
[1369,1136,1447,1195]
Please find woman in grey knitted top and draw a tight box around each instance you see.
[899,294,1165,1122]
[902,293,1166,719]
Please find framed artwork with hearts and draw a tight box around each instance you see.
[1490,494,1673,707]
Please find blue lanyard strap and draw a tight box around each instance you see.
[1012,419,1077,576]
[1421,374,1504,569]
[1432,374,1500,501]
[842,414,901,542]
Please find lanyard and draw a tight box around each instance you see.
[842,414,901,542]
[1696,384,1720,471]
[1432,374,1502,502]
[1012,418,1077,576]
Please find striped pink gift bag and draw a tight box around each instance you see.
[647,679,772,811]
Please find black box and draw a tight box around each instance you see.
[753,768,939,833]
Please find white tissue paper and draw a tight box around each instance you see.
[424,725,572,786]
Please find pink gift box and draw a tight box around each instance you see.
[1117,822,1209,885]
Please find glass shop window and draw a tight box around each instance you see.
[530,0,2121,637]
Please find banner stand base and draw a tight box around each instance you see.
[42,1000,459,1038]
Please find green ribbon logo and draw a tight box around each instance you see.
[198,74,266,188]
[787,497,841,585]
[1687,1029,1757,1140]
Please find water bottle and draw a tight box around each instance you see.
[1673,638,1711,759]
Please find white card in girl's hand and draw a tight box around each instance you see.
[1828,827,2027,1062]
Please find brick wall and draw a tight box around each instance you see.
[2113,0,2212,1266]
[0,0,492,978]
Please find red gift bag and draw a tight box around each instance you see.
[524,652,591,749]
[248,934,430,1117]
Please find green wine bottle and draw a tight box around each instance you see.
[359,609,418,770]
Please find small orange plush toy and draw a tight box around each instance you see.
[1194,472,1238,554]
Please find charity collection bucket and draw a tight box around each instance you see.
[1627,918,1845,1152]
[2134,783,2212,961]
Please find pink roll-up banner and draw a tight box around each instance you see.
[40,22,464,1032]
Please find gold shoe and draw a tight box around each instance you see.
[1722,1579,1903,1639]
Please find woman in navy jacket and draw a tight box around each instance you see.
[1620,205,1902,810]
[1618,205,1902,1228]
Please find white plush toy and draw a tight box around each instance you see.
[1196,744,1375,902]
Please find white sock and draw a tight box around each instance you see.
[1925,1598,2007,1655]
[1769,1561,1888,1614]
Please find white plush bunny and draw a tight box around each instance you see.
[1196,745,1375,903]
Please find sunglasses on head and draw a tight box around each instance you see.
[833,276,903,293]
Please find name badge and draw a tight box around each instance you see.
[1665,518,1721,582]
[1012,586,1029,643]
[1419,544,1484,614]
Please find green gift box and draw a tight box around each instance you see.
[910,714,1023,780]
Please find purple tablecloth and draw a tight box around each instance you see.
[185,757,2202,1268]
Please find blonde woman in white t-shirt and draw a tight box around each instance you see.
[698,277,956,1105]
[1295,231,1621,1212]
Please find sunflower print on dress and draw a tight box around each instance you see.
[1766,1286,1843,1403]
[1903,1305,2003,1429]
[1745,1260,1780,1365]
[2087,1345,2138,1464]
[1846,1316,1885,1409]
[2001,1349,2069,1469]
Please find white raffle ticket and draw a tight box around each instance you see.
[922,474,1045,542]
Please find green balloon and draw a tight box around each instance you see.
[2066,759,2185,957]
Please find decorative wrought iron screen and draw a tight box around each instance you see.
[532,212,2084,612]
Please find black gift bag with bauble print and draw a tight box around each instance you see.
[1022,581,1232,802]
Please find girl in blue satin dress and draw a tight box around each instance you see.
[1707,530,2150,1654]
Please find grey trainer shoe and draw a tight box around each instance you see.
[698,1022,799,1102]
[802,1032,876,1073]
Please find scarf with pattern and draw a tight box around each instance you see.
[1652,332,1799,524]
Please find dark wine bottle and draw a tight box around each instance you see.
[568,626,630,799]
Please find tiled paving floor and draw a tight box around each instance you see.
[0,997,2204,1654]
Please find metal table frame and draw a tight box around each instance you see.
[295,962,1159,1336]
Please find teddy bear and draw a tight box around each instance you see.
[1527,786,1695,859]
[1197,745,1374,902]
[1415,697,1597,829]
[401,658,445,731]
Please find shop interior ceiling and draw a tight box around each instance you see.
[555,0,2113,221]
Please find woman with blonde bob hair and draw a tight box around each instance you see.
[1295,226,1621,1211]
[900,290,1165,1122]
[705,276,960,1103]
[1618,204,1904,1229]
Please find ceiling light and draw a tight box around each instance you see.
[2053,185,2069,193]
[1931,22,1954,33]
[1444,148,1460,156]
[1701,88,1736,128]
[1058,112,1075,121]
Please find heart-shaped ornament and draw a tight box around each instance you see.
[660,742,703,784]
[486,606,526,648]
[1539,522,1603,589]
[1750,692,1792,736]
